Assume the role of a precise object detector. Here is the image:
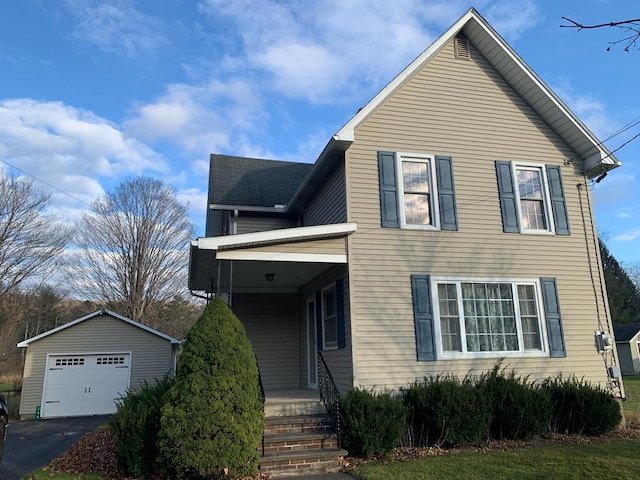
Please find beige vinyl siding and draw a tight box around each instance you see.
[345,39,615,390]
[301,266,352,393]
[237,215,296,234]
[233,293,300,391]
[229,237,347,256]
[304,162,347,226]
[19,315,174,417]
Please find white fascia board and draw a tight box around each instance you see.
[209,204,287,212]
[584,150,622,175]
[216,251,348,263]
[195,222,357,251]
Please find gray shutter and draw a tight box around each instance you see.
[411,275,436,361]
[435,155,458,231]
[315,291,323,351]
[495,161,520,233]
[378,151,399,228]
[546,165,570,236]
[540,277,566,358]
[336,278,346,349]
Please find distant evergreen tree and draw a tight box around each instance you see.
[600,238,640,324]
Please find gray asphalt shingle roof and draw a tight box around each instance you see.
[613,322,640,343]
[209,154,313,208]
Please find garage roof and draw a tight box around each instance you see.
[17,309,180,348]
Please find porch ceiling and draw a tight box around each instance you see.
[188,222,356,294]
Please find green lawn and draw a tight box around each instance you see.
[352,439,640,480]
[622,376,640,412]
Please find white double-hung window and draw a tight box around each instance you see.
[433,278,546,358]
[397,153,438,228]
[514,164,553,233]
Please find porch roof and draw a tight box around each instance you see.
[189,222,357,293]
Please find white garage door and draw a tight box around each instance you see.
[42,353,131,418]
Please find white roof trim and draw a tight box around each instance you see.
[193,222,357,251]
[209,203,287,212]
[216,251,348,263]
[17,309,180,348]
[333,8,620,175]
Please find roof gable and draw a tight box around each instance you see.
[17,309,180,347]
[332,8,619,179]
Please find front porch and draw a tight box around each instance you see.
[265,389,324,417]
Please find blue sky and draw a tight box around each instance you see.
[1,0,640,264]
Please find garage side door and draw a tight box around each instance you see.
[42,353,130,418]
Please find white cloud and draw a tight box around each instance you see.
[62,0,168,57]
[483,0,540,40]
[613,229,640,242]
[0,99,168,218]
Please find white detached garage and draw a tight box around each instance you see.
[18,309,180,419]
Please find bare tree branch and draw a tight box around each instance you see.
[561,16,640,52]
[72,176,197,322]
[0,170,72,295]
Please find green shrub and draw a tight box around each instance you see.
[109,376,173,477]
[477,366,551,440]
[339,388,407,457]
[543,377,622,435]
[156,297,264,479]
[402,375,490,447]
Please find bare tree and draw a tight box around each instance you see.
[0,169,72,295]
[561,17,640,51]
[73,177,197,322]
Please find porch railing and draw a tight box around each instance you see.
[256,355,265,456]
[318,352,341,448]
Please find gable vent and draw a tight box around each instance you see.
[454,35,470,60]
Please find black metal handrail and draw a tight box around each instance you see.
[318,351,341,448]
[256,355,266,456]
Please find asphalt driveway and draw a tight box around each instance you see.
[0,415,108,480]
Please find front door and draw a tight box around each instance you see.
[306,296,318,388]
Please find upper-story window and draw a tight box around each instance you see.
[515,164,552,233]
[496,161,570,236]
[398,154,436,228]
[378,151,458,231]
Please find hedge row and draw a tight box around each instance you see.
[339,366,622,456]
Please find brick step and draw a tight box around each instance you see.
[260,447,347,478]
[263,431,338,454]
[264,414,333,435]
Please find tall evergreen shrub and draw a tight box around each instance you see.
[156,297,264,479]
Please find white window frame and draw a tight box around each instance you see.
[395,152,440,230]
[321,285,338,350]
[431,276,549,359]
[512,162,555,235]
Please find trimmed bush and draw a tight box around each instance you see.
[478,366,551,440]
[403,375,490,447]
[339,388,407,457]
[543,377,622,435]
[156,297,264,479]
[109,376,173,477]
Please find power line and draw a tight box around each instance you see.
[0,158,94,209]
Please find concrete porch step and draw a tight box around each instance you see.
[263,431,338,454]
[265,400,325,417]
[260,447,348,478]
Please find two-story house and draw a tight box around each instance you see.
[189,8,623,401]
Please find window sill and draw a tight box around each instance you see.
[435,350,549,360]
